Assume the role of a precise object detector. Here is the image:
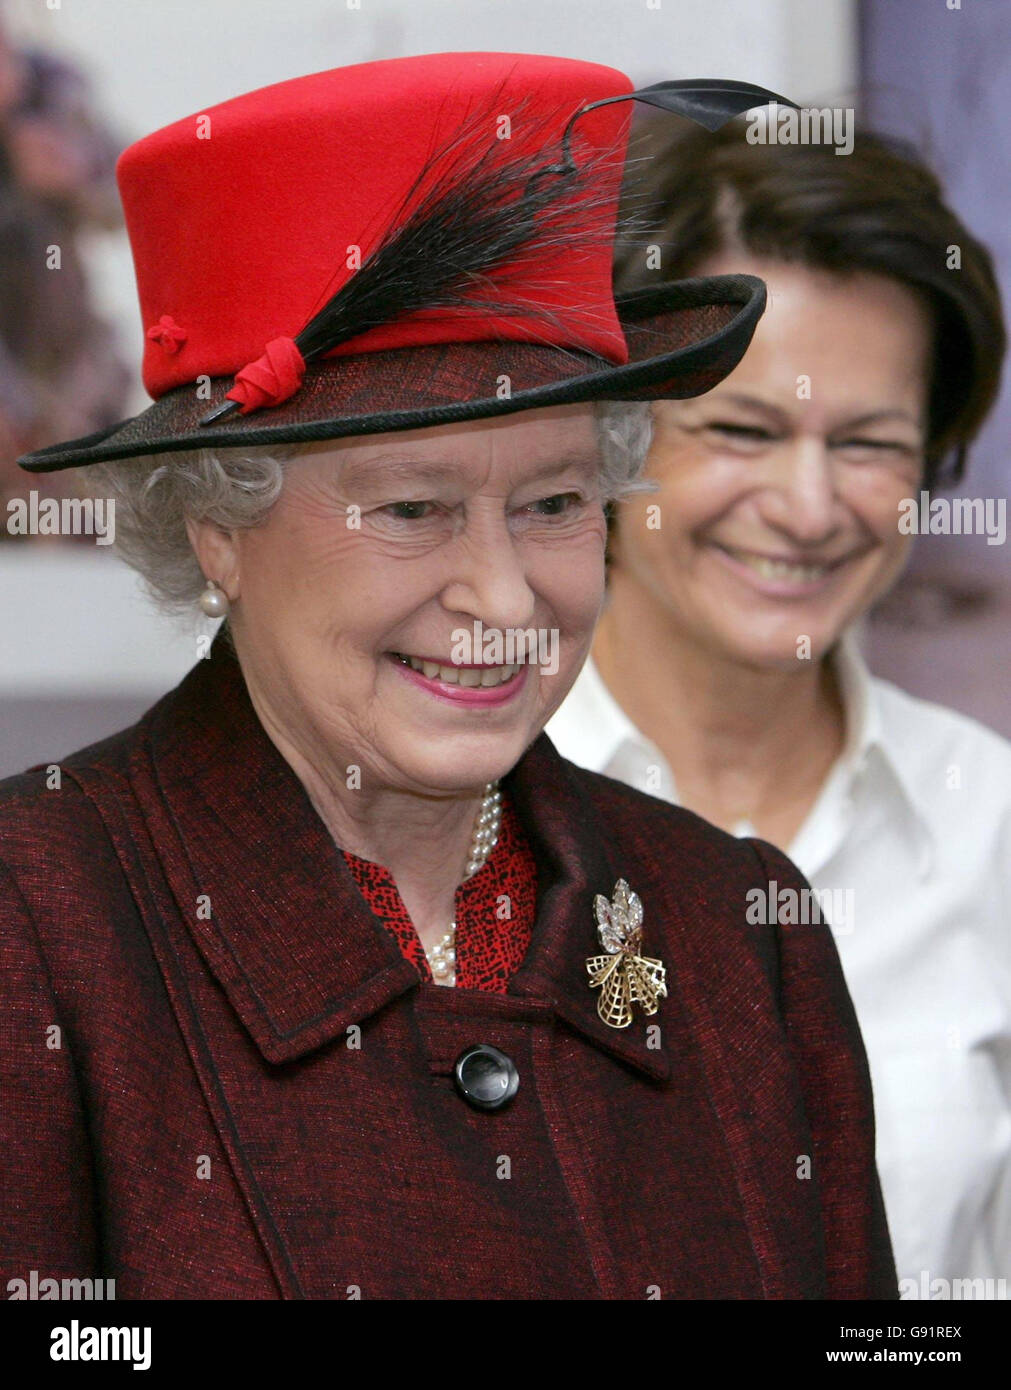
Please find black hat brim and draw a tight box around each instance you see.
[17,275,764,473]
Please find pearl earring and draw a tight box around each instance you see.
[198,579,230,618]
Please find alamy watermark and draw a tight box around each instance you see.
[746,879,855,935]
[7,1270,116,1299]
[746,102,855,156]
[450,620,559,674]
[6,492,115,544]
[50,1319,151,1371]
[898,491,1006,546]
[900,1270,1007,1300]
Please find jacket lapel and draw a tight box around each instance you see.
[505,735,671,1080]
[141,635,417,1063]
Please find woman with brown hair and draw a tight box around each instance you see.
[548,115,1010,1297]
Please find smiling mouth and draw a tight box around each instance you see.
[712,543,853,584]
[389,652,523,688]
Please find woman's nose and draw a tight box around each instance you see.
[759,436,841,544]
[439,515,537,631]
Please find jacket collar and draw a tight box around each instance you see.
[143,633,669,1081]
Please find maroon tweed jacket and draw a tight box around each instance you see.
[0,636,897,1300]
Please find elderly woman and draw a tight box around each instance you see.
[547,115,1011,1298]
[1,53,896,1299]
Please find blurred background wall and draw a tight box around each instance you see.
[858,0,1011,734]
[1,0,1006,776]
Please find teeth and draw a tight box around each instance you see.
[732,551,829,583]
[398,654,521,687]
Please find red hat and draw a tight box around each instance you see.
[18,52,790,472]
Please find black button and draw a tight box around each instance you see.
[453,1044,519,1112]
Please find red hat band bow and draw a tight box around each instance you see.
[225,337,306,415]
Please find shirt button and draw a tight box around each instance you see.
[453,1044,519,1112]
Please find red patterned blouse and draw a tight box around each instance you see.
[341,790,538,992]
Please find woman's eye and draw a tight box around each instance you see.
[834,438,911,454]
[527,492,583,516]
[708,422,774,441]
[380,500,435,520]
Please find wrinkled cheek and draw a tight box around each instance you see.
[236,527,316,627]
[555,597,604,680]
[857,551,908,615]
[555,587,604,652]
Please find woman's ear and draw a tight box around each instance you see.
[186,517,241,602]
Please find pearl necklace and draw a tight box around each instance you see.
[426,782,502,987]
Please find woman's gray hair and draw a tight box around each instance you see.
[87,400,654,612]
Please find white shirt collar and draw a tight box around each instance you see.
[548,628,936,875]
[555,648,646,771]
[829,628,936,875]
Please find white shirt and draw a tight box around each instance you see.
[545,634,1011,1298]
